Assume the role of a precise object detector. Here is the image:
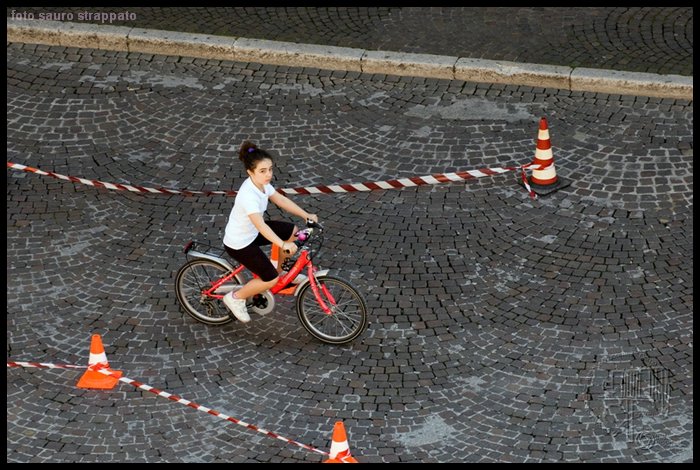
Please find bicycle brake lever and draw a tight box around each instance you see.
[306,220,323,230]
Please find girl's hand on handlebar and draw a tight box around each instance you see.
[305,214,319,224]
[282,241,298,255]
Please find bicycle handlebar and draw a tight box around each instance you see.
[284,220,323,253]
[306,219,323,230]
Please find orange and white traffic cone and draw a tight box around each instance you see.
[76,334,122,389]
[323,421,359,463]
[270,244,280,270]
[271,244,296,294]
[527,117,569,196]
[531,117,557,186]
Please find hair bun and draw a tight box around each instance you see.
[239,140,257,161]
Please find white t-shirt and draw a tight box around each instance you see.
[223,177,276,249]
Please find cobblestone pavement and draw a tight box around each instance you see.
[6,7,694,76]
[6,43,693,463]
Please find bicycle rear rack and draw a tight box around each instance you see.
[184,240,229,262]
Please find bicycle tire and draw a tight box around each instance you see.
[175,258,244,325]
[295,275,368,345]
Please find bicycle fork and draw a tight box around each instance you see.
[307,265,337,315]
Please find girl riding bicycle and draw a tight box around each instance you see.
[222,141,318,324]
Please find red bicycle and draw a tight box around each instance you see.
[175,221,368,345]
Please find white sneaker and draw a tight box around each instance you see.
[223,292,250,323]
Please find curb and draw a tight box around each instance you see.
[7,18,693,100]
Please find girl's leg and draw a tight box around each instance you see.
[234,276,278,299]
[225,243,279,300]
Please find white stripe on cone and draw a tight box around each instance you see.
[88,351,108,366]
[329,438,350,460]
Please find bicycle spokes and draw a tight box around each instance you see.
[320,283,337,306]
[295,275,368,344]
[175,259,243,325]
[205,270,241,299]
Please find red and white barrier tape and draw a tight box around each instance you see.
[8,159,550,199]
[7,361,87,370]
[6,162,238,196]
[7,360,353,462]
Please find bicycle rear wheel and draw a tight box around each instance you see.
[175,259,243,325]
[295,275,368,345]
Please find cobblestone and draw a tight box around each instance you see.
[6,42,692,463]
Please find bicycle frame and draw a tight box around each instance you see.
[200,249,338,314]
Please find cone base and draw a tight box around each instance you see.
[324,456,359,464]
[77,369,122,390]
[523,176,571,196]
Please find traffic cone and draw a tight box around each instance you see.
[76,334,122,389]
[270,244,280,269]
[323,421,359,463]
[527,117,570,196]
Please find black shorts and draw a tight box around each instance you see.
[224,220,295,282]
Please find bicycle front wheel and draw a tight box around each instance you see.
[175,259,243,325]
[295,275,368,345]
